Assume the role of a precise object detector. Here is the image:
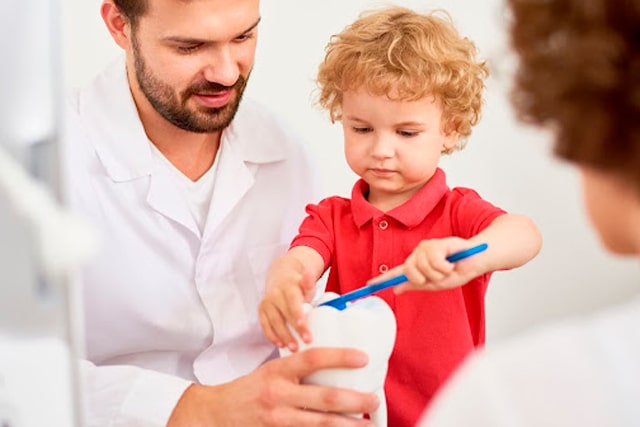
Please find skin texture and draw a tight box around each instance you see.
[100,0,380,425]
[579,167,640,255]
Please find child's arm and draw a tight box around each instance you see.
[258,246,325,351]
[376,213,542,294]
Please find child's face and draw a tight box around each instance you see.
[341,89,458,210]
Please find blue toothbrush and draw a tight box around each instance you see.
[318,243,488,310]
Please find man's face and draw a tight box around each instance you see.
[127,0,259,133]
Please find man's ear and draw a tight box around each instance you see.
[101,0,131,50]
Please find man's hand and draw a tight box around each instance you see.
[167,347,379,426]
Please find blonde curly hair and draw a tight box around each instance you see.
[316,6,489,152]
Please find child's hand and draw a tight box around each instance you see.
[370,237,484,293]
[258,254,317,352]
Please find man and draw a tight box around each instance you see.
[64,0,379,425]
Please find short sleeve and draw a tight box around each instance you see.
[448,188,507,238]
[289,198,341,269]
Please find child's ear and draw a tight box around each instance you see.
[442,130,459,152]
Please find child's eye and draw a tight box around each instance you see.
[353,126,372,134]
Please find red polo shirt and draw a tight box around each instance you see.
[290,168,506,427]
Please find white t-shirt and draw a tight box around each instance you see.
[148,141,219,235]
[419,296,640,427]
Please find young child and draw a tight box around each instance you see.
[258,6,542,427]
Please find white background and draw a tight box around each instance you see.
[62,0,639,342]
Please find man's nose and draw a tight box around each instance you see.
[202,45,240,87]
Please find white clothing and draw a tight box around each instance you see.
[62,58,319,427]
[148,141,219,234]
[419,296,640,427]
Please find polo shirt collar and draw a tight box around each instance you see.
[351,168,449,228]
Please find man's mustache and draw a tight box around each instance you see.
[185,76,246,97]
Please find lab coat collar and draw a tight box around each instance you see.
[80,57,290,238]
[83,57,289,184]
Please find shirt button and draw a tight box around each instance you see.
[379,264,389,273]
[379,220,389,230]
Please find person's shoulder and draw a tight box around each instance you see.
[422,298,640,426]
[303,195,353,221]
[315,195,351,209]
[229,97,314,164]
[64,57,126,119]
[449,186,485,200]
[446,184,507,213]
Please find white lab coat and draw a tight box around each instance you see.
[419,296,640,427]
[62,58,320,426]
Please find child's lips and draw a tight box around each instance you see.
[370,168,396,177]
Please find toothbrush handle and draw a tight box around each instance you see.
[366,243,488,292]
[363,274,408,294]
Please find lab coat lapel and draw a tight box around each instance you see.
[204,140,255,236]
[82,59,200,238]
[146,164,200,238]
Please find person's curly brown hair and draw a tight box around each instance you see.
[508,0,640,192]
[316,6,488,153]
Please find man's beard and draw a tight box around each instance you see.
[132,35,248,133]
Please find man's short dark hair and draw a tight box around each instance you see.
[114,0,148,26]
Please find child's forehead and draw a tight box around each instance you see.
[345,85,440,105]
[341,89,444,121]
[346,76,440,99]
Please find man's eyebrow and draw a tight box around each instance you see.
[242,17,261,35]
[162,17,261,44]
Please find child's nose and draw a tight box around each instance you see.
[370,136,394,159]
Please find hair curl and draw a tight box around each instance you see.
[316,6,488,151]
[508,0,640,192]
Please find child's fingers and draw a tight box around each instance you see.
[366,265,402,285]
[260,300,300,351]
[403,262,431,288]
[414,250,454,281]
[258,305,284,348]
[393,282,411,294]
[282,285,312,344]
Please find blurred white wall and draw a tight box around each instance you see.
[63,0,639,342]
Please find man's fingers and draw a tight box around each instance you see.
[282,347,369,378]
[287,383,380,416]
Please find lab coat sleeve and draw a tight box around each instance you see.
[80,359,192,427]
